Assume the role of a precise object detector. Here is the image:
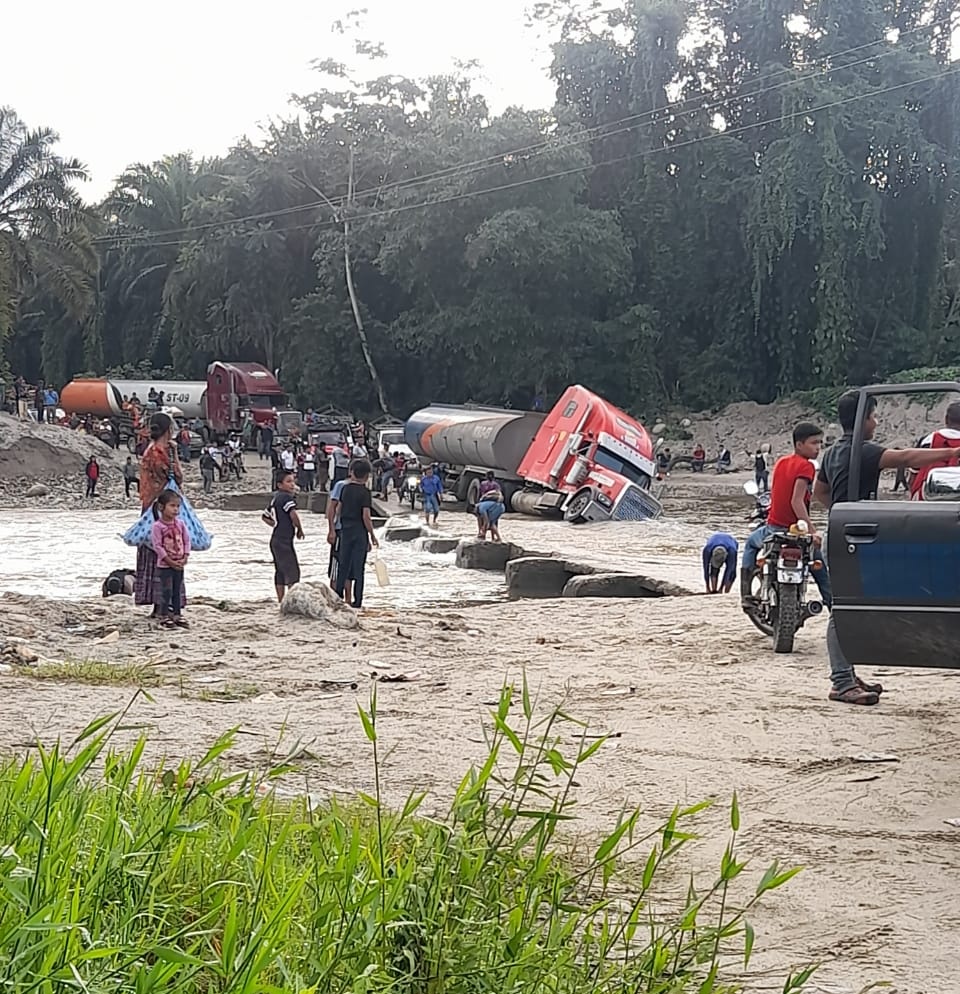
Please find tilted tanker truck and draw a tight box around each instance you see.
[405,385,662,523]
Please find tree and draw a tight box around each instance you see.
[0,107,97,380]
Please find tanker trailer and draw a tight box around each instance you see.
[110,380,208,419]
[404,405,546,508]
[60,379,125,419]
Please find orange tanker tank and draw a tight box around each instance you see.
[59,379,124,418]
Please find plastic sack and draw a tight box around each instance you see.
[122,479,213,551]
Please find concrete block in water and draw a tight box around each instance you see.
[562,573,690,599]
[223,493,273,511]
[422,537,460,554]
[505,557,577,599]
[455,539,517,571]
[384,524,424,542]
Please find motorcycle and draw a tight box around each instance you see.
[399,471,421,510]
[742,479,771,522]
[744,521,824,653]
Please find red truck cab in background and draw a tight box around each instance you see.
[406,385,662,523]
[205,361,301,439]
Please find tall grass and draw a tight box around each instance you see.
[0,682,814,993]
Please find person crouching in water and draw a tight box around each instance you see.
[328,458,379,609]
[702,533,737,593]
[150,489,191,628]
[420,464,443,527]
[269,470,304,603]
[476,472,506,541]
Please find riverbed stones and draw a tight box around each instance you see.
[421,537,460,554]
[561,573,690,599]
[279,582,359,629]
[25,483,50,497]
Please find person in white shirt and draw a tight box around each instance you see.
[280,445,296,472]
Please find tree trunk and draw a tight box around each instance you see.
[344,149,391,417]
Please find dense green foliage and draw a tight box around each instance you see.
[3,0,960,419]
[0,688,811,992]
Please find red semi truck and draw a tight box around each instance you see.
[60,362,302,445]
[404,385,662,523]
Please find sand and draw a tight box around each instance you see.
[1,469,957,992]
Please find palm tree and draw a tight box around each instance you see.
[0,106,97,377]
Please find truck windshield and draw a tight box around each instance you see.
[248,393,285,408]
[594,447,651,487]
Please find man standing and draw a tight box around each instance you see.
[268,470,304,603]
[200,448,217,494]
[702,533,738,593]
[259,418,275,460]
[44,385,58,423]
[123,456,139,499]
[419,464,443,527]
[329,445,350,484]
[15,377,28,421]
[328,458,379,609]
[814,390,960,706]
[35,380,46,424]
[741,423,830,608]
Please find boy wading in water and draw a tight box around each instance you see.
[150,489,191,628]
[268,470,304,603]
[328,458,379,609]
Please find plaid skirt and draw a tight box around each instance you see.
[135,545,186,608]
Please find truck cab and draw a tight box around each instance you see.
[828,382,960,669]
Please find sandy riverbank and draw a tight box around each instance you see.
[1,470,957,992]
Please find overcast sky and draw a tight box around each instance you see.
[2,0,558,201]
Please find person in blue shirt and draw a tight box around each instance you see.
[326,476,348,600]
[419,465,443,527]
[702,533,738,594]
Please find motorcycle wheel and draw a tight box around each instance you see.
[743,569,774,637]
[772,585,800,654]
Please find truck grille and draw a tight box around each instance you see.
[613,486,662,521]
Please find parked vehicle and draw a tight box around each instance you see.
[829,380,960,670]
[744,522,825,653]
[743,480,772,522]
[405,385,661,522]
[61,362,302,448]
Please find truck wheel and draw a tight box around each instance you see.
[564,487,593,524]
[773,585,800,654]
[466,477,481,511]
[457,472,478,503]
[126,435,137,455]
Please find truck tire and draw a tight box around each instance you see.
[457,471,478,503]
[466,477,481,511]
[773,585,800,654]
[126,435,138,455]
[564,487,594,524]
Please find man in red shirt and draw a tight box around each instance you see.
[909,401,960,499]
[741,422,829,607]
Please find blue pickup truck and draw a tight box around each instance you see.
[828,382,960,669]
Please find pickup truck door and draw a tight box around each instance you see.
[828,501,960,669]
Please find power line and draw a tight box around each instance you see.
[98,61,960,253]
[94,14,956,249]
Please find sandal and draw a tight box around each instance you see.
[174,617,190,629]
[829,686,879,706]
[159,616,176,628]
[856,675,884,695]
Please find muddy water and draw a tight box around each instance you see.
[0,510,506,608]
[1,474,760,605]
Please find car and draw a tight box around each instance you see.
[828,381,960,670]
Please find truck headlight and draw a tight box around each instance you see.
[597,493,613,508]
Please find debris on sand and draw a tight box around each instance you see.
[279,582,360,629]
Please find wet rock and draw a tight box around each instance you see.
[562,573,690,599]
[506,557,577,599]
[455,539,517,572]
[421,538,459,554]
[2,643,38,665]
[384,524,424,542]
[279,582,359,629]
[25,483,50,498]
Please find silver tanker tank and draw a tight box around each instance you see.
[404,405,546,475]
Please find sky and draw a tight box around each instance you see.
[2,0,558,201]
